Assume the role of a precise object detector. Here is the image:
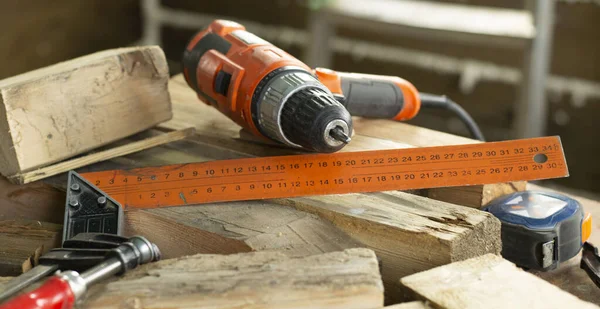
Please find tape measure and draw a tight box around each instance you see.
[81,136,568,209]
[485,191,592,271]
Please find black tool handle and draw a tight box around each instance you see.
[581,242,600,288]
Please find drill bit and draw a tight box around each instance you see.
[330,127,351,144]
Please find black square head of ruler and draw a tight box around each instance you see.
[62,171,124,244]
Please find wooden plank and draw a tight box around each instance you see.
[8,127,195,184]
[143,200,363,259]
[426,182,527,208]
[0,220,61,276]
[276,191,501,297]
[123,210,255,259]
[0,46,172,176]
[85,248,384,309]
[0,176,65,224]
[399,254,599,309]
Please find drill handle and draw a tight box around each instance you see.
[0,277,75,309]
[314,68,421,121]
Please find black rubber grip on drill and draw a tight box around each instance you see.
[281,87,352,153]
[182,32,231,101]
[340,76,404,118]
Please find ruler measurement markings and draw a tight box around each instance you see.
[93,144,562,184]
[98,155,563,194]
[104,178,287,196]
[108,162,563,198]
[82,137,568,208]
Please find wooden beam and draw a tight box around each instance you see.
[7,127,194,184]
[0,176,65,224]
[399,254,599,309]
[123,210,255,259]
[85,248,384,309]
[0,220,61,276]
[276,191,500,296]
[0,46,172,176]
[143,200,363,259]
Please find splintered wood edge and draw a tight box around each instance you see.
[86,248,384,309]
[7,127,195,184]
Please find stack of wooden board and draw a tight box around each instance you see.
[45,74,510,302]
[0,73,508,303]
[0,58,595,307]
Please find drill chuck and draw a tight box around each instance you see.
[280,87,352,152]
[252,68,353,152]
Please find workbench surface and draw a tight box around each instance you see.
[0,74,598,305]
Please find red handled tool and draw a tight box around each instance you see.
[0,236,160,309]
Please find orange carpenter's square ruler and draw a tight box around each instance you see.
[81,136,568,209]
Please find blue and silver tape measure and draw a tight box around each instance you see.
[485,191,592,271]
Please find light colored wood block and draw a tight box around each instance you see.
[399,254,599,309]
[0,46,172,175]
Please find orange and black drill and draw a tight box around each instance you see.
[183,20,483,152]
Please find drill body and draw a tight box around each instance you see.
[183,20,421,152]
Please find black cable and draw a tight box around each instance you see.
[419,92,485,141]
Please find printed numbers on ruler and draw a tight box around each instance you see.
[84,137,568,209]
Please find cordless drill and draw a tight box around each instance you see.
[183,20,445,152]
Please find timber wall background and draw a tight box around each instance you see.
[0,0,598,195]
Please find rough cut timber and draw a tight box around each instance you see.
[0,220,61,276]
[85,248,384,309]
[399,254,599,309]
[128,202,362,260]
[0,46,172,176]
[276,191,501,295]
